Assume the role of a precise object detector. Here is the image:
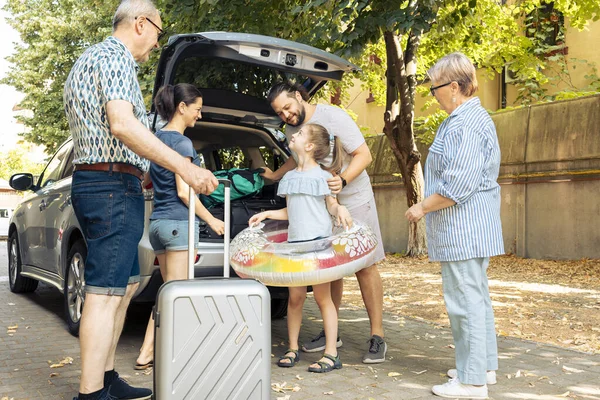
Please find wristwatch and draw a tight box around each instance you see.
[340,176,347,188]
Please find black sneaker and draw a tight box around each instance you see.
[73,388,116,400]
[301,329,343,353]
[362,334,387,364]
[105,371,152,400]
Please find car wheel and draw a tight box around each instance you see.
[271,298,288,320]
[8,231,38,293]
[64,239,86,336]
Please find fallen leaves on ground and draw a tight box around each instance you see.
[271,381,301,393]
[561,365,584,373]
[48,356,74,369]
[6,324,17,335]
[343,254,600,354]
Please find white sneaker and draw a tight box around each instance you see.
[447,369,497,385]
[432,377,488,399]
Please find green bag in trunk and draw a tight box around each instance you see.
[200,168,265,208]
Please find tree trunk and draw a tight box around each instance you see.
[382,30,427,257]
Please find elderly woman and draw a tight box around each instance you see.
[405,52,504,399]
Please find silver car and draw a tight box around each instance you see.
[6,32,358,335]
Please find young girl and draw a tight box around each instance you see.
[249,123,352,373]
[135,83,225,370]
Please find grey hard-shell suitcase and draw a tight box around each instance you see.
[154,179,271,400]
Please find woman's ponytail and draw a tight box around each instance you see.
[154,84,175,121]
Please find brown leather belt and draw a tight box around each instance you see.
[74,162,144,181]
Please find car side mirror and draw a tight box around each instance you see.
[9,173,35,191]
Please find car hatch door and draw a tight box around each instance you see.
[152,32,360,130]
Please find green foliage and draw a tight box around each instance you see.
[505,2,600,105]
[2,0,315,154]
[2,0,599,155]
[0,145,46,181]
[1,0,116,154]
[414,110,447,146]
[217,147,250,170]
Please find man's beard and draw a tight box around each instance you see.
[287,102,306,126]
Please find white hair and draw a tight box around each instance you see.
[427,52,479,97]
[112,0,158,31]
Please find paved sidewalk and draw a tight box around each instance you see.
[1,255,599,399]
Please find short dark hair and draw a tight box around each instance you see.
[267,81,309,103]
[154,83,203,122]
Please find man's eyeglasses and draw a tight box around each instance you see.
[429,82,452,96]
[136,16,166,42]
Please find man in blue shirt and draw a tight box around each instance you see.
[64,1,217,399]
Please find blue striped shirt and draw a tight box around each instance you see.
[424,97,504,262]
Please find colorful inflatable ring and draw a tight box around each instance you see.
[230,220,378,287]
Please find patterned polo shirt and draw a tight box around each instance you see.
[64,36,150,172]
[424,97,505,262]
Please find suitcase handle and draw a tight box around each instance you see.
[188,179,231,280]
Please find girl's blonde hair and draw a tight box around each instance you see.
[304,123,344,174]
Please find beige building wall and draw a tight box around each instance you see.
[343,83,385,135]
[343,68,502,135]
[343,18,599,126]
[503,18,600,107]
[366,94,600,260]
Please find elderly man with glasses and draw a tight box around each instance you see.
[64,1,217,399]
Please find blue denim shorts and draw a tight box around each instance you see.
[149,219,200,254]
[71,170,144,296]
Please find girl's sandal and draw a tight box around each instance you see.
[307,353,342,373]
[277,349,300,368]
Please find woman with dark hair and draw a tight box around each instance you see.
[135,83,224,369]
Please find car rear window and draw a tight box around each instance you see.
[259,146,285,171]
[174,57,310,100]
[216,147,250,170]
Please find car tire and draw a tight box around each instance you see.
[271,298,288,320]
[8,231,38,293]
[64,239,86,337]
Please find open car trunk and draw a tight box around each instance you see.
[182,120,288,241]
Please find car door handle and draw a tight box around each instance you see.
[39,200,47,211]
[59,195,71,212]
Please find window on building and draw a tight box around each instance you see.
[525,2,567,56]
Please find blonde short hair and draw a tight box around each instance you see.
[427,52,478,97]
[113,0,158,31]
